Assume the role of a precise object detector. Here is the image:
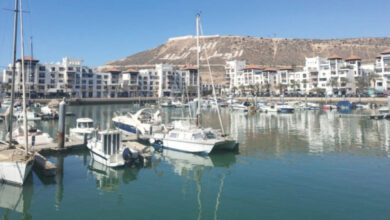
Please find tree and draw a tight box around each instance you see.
[239,84,245,94]
[355,76,365,95]
[301,79,308,94]
[327,77,339,95]
[231,86,237,94]
[367,73,381,89]
[254,83,261,96]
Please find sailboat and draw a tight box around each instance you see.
[150,14,238,154]
[0,0,34,185]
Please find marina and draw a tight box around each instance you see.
[0,0,389,218]
[0,103,390,219]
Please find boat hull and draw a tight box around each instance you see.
[88,149,125,168]
[162,138,215,154]
[113,121,140,135]
[0,158,33,185]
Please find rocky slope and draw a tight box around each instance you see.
[101,35,390,83]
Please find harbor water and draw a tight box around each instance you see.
[1,104,390,219]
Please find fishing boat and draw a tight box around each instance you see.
[69,118,95,140]
[87,129,138,167]
[0,0,35,185]
[151,14,238,154]
[112,108,163,136]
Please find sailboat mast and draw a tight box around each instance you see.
[19,0,29,152]
[29,36,33,99]
[8,0,19,147]
[196,14,201,127]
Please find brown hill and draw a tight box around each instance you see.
[100,36,390,83]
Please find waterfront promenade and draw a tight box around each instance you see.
[3,96,387,105]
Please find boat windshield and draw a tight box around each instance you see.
[79,122,93,128]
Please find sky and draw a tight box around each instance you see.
[0,0,389,71]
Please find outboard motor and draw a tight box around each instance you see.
[122,148,133,162]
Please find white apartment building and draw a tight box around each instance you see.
[2,58,200,98]
[374,49,390,91]
[225,53,380,96]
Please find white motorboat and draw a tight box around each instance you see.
[355,103,370,110]
[113,108,163,136]
[151,121,237,154]
[40,105,58,117]
[172,100,187,108]
[261,103,279,113]
[69,118,95,141]
[378,106,389,114]
[87,129,139,167]
[15,110,41,121]
[160,99,173,107]
[231,101,252,112]
[12,124,54,147]
[1,99,12,109]
[276,103,295,113]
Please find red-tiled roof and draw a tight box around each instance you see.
[328,54,342,60]
[17,56,39,62]
[345,55,361,61]
[381,48,390,55]
[243,64,262,70]
[123,69,139,73]
[263,67,277,72]
[105,68,121,73]
[279,66,293,70]
[183,65,198,70]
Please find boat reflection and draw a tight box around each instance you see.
[0,179,33,216]
[87,160,140,192]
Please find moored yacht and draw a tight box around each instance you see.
[112,108,163,136]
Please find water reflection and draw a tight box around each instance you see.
[204,109,390,156]
[87,160,140,192]
[0,179,33,218]
[156,148,237,220]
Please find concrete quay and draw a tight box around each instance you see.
[236,96,390,104]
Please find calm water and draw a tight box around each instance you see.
[1,104,390,219]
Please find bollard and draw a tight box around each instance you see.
[58,98,66,148]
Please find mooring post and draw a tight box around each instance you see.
[58,98,66,148]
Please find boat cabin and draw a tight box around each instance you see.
[76,118,94,129]
[95,130,121,155]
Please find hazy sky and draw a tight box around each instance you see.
[0,0,389,70]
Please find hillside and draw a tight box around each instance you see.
[100,36,390,83]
